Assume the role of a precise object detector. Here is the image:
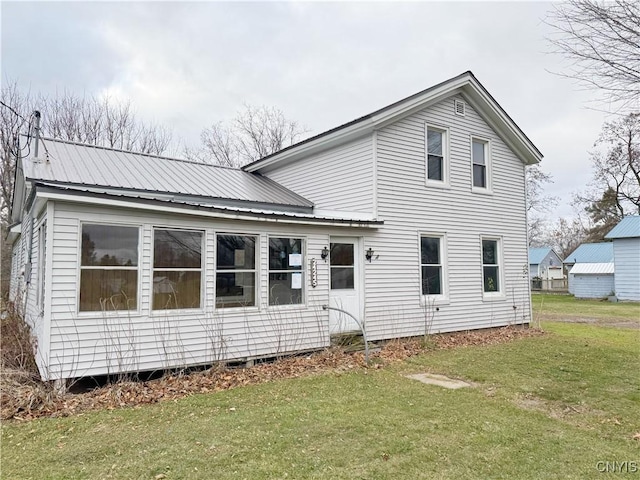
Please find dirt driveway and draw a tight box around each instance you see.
[536,312,639,329]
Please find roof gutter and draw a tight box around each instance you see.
[34,188,383,228]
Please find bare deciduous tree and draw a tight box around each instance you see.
[526,165,559,246]
[0,82,173,224]
[1,82,173,297]
[543,217,588,259]
[546,0,640,107]
[573,113,640,240]
[191,104,307,168]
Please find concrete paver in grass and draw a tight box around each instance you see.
[405,373,472,389]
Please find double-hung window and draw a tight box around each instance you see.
[216,234,257,308]
[268,237,304,306]
[79,224,139,312]
[420,235,445,297]
[153,229,203,310]
[482,238,501,295]
[426,126,448,184]
[472,137,490,190]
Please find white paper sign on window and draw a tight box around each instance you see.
[289,253,302,267]
[291,272,302,289]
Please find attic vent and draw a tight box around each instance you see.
[454,99,466,116]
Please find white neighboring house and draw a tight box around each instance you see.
[528,247,563,280]
[8,71,542,382]
[604,216,640,301]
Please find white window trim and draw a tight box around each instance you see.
[214,232,261,310]
[266,235,307,309]
[76,221,143,316]
[425,124,450,188]
[470,135,492,194]
[418,232,449,305]
[150,227,205,313]
[481,235,505,300]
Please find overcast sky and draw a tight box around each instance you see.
[1,1,617,219]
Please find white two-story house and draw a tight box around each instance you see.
[9,71,542,382]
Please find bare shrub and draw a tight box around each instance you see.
[1,301,37,374]
[0,301,58,419]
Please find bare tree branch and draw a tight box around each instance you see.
[190,104,308,168]
[1,82,174,225]
[546,0,640,108]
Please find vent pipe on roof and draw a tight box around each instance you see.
[33,110,41,158]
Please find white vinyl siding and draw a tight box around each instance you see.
[45,201,355,380]
[571,273,615,299]
[365,94,531,340]
[612,238,640,301]
[262,136,374,214]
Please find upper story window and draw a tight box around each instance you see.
[153,229,203,310]
[79,224,139,312]
[268,237,304,306]
[472,137,490,191]
[420,235,446,298]
[426,125,448,185]
[482,238,501,295]
[216,234,257,308]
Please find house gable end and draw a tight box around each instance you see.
[245,71,542,174]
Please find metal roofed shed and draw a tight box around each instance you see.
[568,262,615,299]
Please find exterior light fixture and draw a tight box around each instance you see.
[365,247,375,262]
[321,246,329,260]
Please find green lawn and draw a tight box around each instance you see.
[2,321,639,479]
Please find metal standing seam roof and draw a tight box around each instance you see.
[33,182,382,225]
[528,247,552,265]
[605,215,640,239]
[563,242,614,264]
[25,138,314,210]
[569,263,614,275]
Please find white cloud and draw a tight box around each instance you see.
[1,1,619,220]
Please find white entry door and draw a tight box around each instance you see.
[329,237,362,334]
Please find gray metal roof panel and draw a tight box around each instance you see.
[26,138,314,208]
[604,215,640,239]
[563,242,614,264]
